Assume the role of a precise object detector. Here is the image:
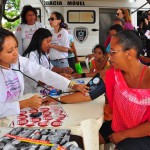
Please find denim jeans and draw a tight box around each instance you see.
[50,58,69,68]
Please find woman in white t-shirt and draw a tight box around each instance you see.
[15,5,44,55]
[48,11,70,68]
[23,28,73,94]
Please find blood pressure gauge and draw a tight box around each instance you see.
[93,77,100,84]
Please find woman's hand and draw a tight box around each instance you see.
[72,84,89,94]
[60,73,72,79]
[72,73,81,79]
[109,132,126,144]
[42,96,58,105]
[63,67,73,74]
[27,95,43,109]
[49,43,55,48]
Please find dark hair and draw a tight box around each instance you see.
[109,24,124,32]
[51,11,65,30]
[21,5,37,24]
[113,17,125,26]
[0,28,18,52]
[23,28,52,64]
[114,30,143,58]
[63,23,68,30]
[92,44,106,55]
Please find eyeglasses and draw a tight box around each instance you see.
[48,17,57,21]
[109,50,124,56]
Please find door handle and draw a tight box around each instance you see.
[91,29,99,32]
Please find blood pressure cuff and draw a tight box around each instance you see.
[87,73,106,100]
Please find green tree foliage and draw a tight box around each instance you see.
[3,0,20,30]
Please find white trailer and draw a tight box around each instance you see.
[20,0,150,56]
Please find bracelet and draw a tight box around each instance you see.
[68,81,76,89]
[81,73,86,78]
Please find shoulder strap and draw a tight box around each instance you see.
[138,65,147,88]
[91,59,97,70]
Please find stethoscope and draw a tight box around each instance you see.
[0,61,67,104]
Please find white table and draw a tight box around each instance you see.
[0,77,105,150]
[12,77,105,127]
[60,96,105,127]
[0,92,105,128]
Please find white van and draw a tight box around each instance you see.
[20,0,150,56]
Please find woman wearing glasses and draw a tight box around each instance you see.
[116,8,134,30]
[99,30,150,150]
[48,11,70,68]
[15,5,45,55]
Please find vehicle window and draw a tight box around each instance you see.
[67,10,95,23]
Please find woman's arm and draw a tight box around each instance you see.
[72,72,97,79]
[109,121,150,144]
[101,53,109,69]
[45,72,106,104]
[139,55,150,63]
[122,122,150,138]
[45,92,91,104]
[0,95,44,118]
[50,29,70,52]
[70,42,79,62]
[73,69,107,82]
[50,44,69,52]
[51,67,63,73]
[51,66,73,74]
[20,95,43,109]
[21,56,88,94]
[21,56,70,91]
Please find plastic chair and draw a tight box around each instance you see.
[85,57,94,71]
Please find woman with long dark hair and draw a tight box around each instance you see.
[48,11,70,68]
[23,28,73,94]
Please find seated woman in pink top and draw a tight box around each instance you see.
[99,30,150,149]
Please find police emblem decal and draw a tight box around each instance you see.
[74,27,88,43]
